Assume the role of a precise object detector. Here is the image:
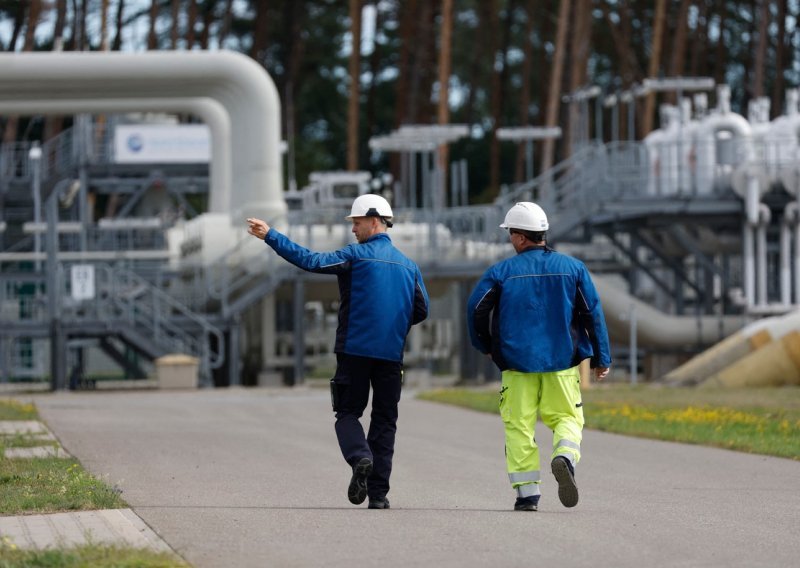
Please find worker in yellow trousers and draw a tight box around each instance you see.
[467,203,611,511]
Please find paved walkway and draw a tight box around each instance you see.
[18,387,800,567]
[0,509,171,552]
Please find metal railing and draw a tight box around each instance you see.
[67,263,224,378]
[0,262,224,384]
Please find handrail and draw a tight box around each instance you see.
[110,266,225,370]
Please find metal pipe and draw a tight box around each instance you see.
[780,212,792,306]
[0,50,283,222]
[756,204,771,307]
[786,201,800,304]
[743,224,755,307]
[0,97,231,215]
[593,275,745,349]
[459,159,468,206]
[293,277,305,385]
[29,143,42,271]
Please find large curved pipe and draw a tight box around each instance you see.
[0,98,231,212]
[0,50,285,221]
[594,275,746,349]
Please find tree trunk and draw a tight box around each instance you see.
[641,0,667,137]
[394,0,414,126]
[482,0,500,193]
[752,0,770,99]
[23,0,42,51]
[46,0,69,141]
[347,0,363,171]
[515,0,536,183]
[462,0,487,126]
[565,0,591,156]
[713,2,727,87]
[283,0,307,191]
[218,0,235,48]
[688,0,709,77]
[147,0,159,49]
[6,0,25,51]
[667,0,692,103]
[541,0,569,173]
[772,0,788,117]
[3,0,42,143]
[170,0,180,49]
[98,0,109,50]
[53,0,67,50]
[365,2,382,149]
[199,3,214,49]
[112,0,125,51]
[187,0,198,50]
[407,1,434,123]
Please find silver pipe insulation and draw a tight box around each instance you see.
[0,98,231,213]
[0,50,285,222]
[594,276,746,349]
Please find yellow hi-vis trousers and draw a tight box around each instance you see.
[499,366,584,498]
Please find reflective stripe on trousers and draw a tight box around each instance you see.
[509,470,541,497]
[499,365,584,492]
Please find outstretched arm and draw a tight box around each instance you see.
[246,218,354,274]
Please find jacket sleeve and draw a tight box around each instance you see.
[575,265,613,368]
[411,267,430,325]
[467,270,499,354]
[264,228,354,274]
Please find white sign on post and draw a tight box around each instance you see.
[70,264,95,301]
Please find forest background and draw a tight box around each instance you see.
[1,0,799,202]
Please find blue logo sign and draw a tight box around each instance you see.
[127,134,144,153]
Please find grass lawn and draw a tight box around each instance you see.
[0,399,189,567]
[417,384,800,460]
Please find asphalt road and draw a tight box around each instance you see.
[33,387,800,568]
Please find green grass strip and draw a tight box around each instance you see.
[0,399,38,420]
[0,542,189,568]
[0,457,127,515]
[418,385,800,460]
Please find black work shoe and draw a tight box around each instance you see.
[368,497,390,509]
[513,496,539,511]
[347,457,373,505]
[551,456,579,508]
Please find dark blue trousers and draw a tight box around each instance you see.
[330,353,403,500]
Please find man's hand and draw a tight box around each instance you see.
[594,367,610,381]
[247,218,270,240]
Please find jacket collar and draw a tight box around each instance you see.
[519,243,548,254]
[364,232,391,244]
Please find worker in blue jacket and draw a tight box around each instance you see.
[467,202,611,512]
[247,194,429,510]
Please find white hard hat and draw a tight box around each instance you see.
[345,194,394,224]
[499,202,549,231]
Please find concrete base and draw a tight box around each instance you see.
[155,354,199,389]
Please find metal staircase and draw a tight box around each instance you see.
[0,121,224,385]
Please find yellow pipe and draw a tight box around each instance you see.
[661,331,754,386]
[662,311,800,385]
[698,331,800,388]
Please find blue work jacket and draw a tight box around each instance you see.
[467,245,612,373]
[264,229,429,362]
